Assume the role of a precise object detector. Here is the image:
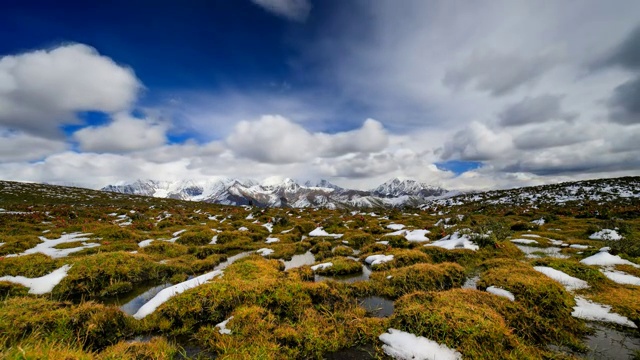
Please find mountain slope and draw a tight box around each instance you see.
[101,178,451,208]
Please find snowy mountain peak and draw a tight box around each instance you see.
[372,178,446,198]
[102,177,451,208]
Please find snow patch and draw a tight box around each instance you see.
[486,286,515,301]
[572,297,637,328]
[533,266,589,291]
[365,254,394,266]
[256,248,274,256]
[309,227,343,238]
[311,262,333,271]
[379,328,462,360]
[589,229,622,241]
[133,270,223,319]
[426,232,479,251]
[0,265,71,294]
[216,316,234,335]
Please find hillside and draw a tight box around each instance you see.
[0,177,639,358]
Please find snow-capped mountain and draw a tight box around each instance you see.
[101,178,452,208]
[373,178,448,198]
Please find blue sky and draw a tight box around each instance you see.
[1,0,639,189]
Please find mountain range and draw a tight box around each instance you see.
[101,177,451,208]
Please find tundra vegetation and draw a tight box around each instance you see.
[0,178,639,359]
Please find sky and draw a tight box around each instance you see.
[1,0,640,191]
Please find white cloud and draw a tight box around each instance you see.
[0,130,67,162]
[251,0,311,22]
[0,44,140,138]
[73,113,167,153]
[226,115,389,163]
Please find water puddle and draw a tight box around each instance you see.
[105,282,173,316]
[358,296,394,318]
[109,251,253,315]
[283,251,315,270]
[315,265,372,283]
[583,323,640,359]
[463,275,480,290]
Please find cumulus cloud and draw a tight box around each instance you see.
[73,113,167,153]
[440,122,513,161]
[499,94,576,127]
[0,130,67,162]
[226,115,389,163]
[0,44,141,138]
[251,0,311,22]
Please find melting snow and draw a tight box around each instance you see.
[386,229,430,242]
[386,224,406,230]
[486,286,515,301]
[572,297,637,328]
[0,265,71,294]
[172,229,187,237]
[589,229,622,241]
[265,237,280,244]
[6,232,99,258]
[311,262,333,271]
[216,316,234,335]
[531,218,545,226]
[262,223,273,233]
[533,266,589,291]
[510,239,538,245]
[256,248,274,256]
[580,252,639,268]
[379,328,462,360]
[426,232,479,251]
[133,270,223,319]
[138,239,154,248]
[601,270,640,286]
[309,227,343,238]
[365,254,394,266]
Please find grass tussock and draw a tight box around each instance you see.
[370,262,465,298]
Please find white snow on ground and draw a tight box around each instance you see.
[133,270,223,319]
[533,266,589,291]
[172,229,187,237]
[365,254,394,266]
[386,229,430,242]
[386,224,405,230]
[510,239,538,245]
[376,240,389,245]
[572,297,637,328]
[531,218,545,226]
[6,232,99,258]
[265,237,280,244]
[379,328,462,360]
[426,232,479,251]
[589,229,622,241]
[263,223,273,233]
[569,244,589,249]
[521,234,541,238]
[309,227,343,238]
[256,248,274,256]
[216,316,234,334]
[238,226,249,231]
[280,228,294,234]
[209,235,218,245]
[580,251,640,268]
[311,262,333,271]
[0,265,71,294]
[138,239,154,248]
[486,286,515,301]
[515,245,568,259]
[0,242,4,247]
[601,270,640,286]
[246,212,254,219]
